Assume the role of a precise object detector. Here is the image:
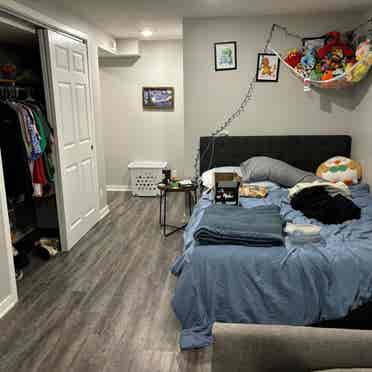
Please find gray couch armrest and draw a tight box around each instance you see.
[212,323,372,372]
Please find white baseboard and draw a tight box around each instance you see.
[99,205,110,220]
[106,185,131,192]
[0,293,17,319]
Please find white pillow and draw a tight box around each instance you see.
[200,167,243,189]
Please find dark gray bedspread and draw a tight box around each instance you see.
[193,205,284,247]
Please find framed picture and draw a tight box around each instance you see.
[142,87,174,110]
[256,53,280,82]
[214,41,237,71]
[302,36,326,49]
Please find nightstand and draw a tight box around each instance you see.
[158,183,197,237]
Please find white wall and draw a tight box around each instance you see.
[351,8,372,186]
[183,13,362,177]
[10,0,116,209]
[100,40,184,187]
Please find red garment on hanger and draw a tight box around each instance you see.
[33,158,47,185]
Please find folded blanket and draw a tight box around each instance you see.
[194,205,284,247]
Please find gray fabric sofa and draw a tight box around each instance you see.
[212,323,372,372]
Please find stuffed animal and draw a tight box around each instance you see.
[351,61,369,82]
[318,32,354,60]
[321,70,334,81]
[345,62,355,81]
[310,68,323,81]
[321,47,345,73]
[301,47,317,71]
[355,40,372,65]
[285,48,302,68]
[316,156,363,185]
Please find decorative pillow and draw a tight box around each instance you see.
[316,156,362,185]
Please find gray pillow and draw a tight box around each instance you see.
[240,156,320,188]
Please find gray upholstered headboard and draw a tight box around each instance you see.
[199,135,352,174]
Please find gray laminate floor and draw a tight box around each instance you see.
[0,192,211,372]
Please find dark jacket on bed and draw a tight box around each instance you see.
[290,186,361,224]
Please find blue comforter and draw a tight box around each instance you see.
[171,183,372,350]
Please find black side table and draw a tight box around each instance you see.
[158,184,197,237]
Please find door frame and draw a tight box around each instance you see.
[0,151,18,317]
[38,29,100,251]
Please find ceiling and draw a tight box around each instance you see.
[16,0,372,40]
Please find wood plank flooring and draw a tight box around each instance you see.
[0,192,211,372]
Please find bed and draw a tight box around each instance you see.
[171,135,372,350]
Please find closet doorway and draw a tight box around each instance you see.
[0,13,100,305]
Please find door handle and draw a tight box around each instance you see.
[91,144,94,151]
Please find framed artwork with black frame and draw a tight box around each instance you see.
[142,87,174,110]
[302,36,326,49]
[256,53,280,82]
[214,41,237,71]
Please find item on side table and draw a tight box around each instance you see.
[162,167,171,184]
[215,181,240,206]
[179,179,194,187]
[239,184,268,198]
[316,156,362,185]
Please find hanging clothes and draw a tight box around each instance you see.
[0,98,55,199]
[0,101,34,202]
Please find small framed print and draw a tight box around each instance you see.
[302,36,326,49]
[214,41,237,71]
[256,53,280,82]
[142,87,174,110]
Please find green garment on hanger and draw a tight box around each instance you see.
[32,110,47,153]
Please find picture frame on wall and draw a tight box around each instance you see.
[302,36,326,49]
[256,53,280,82]
[142,87,174,110]
[214,41,237,71]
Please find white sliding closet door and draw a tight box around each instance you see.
[39,29,99,250]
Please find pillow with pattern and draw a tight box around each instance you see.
[316,156,362,185]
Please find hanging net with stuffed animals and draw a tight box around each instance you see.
[266,19,372,90]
